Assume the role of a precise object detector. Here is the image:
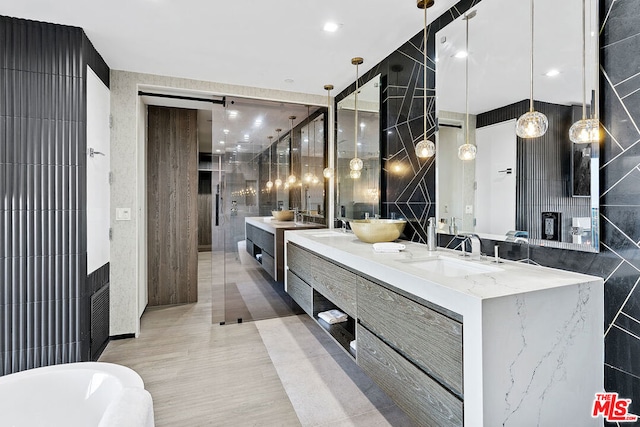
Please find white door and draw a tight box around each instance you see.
[475,120,516,236]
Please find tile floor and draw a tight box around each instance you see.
[100,250,416,426]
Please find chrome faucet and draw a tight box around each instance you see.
[456,233,482,258]
[339,219,351,233]
[467,234,483,258]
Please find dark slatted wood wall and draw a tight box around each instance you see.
[147,106,198,306]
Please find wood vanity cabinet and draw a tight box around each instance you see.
[286,242,464,427]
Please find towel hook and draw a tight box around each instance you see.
[89,148,105,157]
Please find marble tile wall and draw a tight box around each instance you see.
[336,0,640,416]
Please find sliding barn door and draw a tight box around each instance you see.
[147,106,198,306]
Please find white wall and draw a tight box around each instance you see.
[86,67,111,273]
[109,70,326,336]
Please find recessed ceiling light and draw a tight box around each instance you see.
[545,69,560,77]
[216,149,221,153]
[323,22,340,32]
[237,145,241,149]
[254,119,262,126]
[228,110,238,118]
[219,140,225,145]
[244,134,250,140]
[223,129,230,134]
[454,51,468,59]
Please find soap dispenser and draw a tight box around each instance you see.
[427,217,437,251]
[449,217,458,235]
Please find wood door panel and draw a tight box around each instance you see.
[147,106,198,306]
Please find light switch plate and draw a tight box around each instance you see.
[116,208,131,221]
[465,205,473,214]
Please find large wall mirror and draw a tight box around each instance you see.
[436,0,599,252]
[336,74,381,220]
[300,114,326,217]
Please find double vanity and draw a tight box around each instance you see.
[283,228,603,427]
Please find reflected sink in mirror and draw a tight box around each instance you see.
[398,256,503,277]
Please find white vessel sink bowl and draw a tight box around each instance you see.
[399,256,503,277]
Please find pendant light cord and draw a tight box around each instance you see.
[276,130,281,181]
[529,0,535,113]
[424,4,428,140]
[581,0,587,120]
[354,64,359,159]
[465,14,470,145]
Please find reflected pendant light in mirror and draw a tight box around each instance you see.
[515,0,548,139]
[569,0,600,144]
[266,136,274,190]
[274,128,283,188]
[349,57,364,178]
[458,10,477,161]
[304,105,314,184]
[311,114,320,184]
[287,116,297,184]
[323,84,335,179]
[416,0,436,159]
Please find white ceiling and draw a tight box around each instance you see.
[0,0,456,96]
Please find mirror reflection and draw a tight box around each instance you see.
[336,74,381,220]
[435,0,599,252]
[300,114,326,216]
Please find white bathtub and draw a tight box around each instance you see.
[0,362,154,427]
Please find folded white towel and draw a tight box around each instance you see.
[318,309,348,324]
[372,242,406,253]
[349,340,357,351]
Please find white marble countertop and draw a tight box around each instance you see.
[285,229,602,315]
[245,216,325,234]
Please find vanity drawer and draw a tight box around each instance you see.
[287,270,312,316]
[357,276,463,395]
[261,252,275,280]
[246,224,274,256]
[357,325,463,427]
[287,243,356,318]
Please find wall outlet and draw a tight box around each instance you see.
[465,205,473,214]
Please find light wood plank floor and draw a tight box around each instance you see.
[100,251,415,426]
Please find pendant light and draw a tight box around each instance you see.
[416,0,436,159]
[304,105,314,184]
[323,84,335,179]
[458,10,478,161]
[569,0,600,144]
[287,116,297,184]
[349,57,364,179]
[266,136,273,190]
[515,0,548,139]
[274,128,283,188]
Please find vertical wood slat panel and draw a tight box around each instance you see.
[147,106,198,306]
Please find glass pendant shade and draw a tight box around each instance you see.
[288,174,297,184]
[323,167,334,179]
[569,118,600,143]
[349,169,361,179]
[349,157,363,171]
[266,180,273,189]
[516,111,549,139]
[284,182,290,189]
[274,178,282,188]
[458,143,477,161]
[416,139,436,158]
[312,175,320,185]
[304,172,314,183]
